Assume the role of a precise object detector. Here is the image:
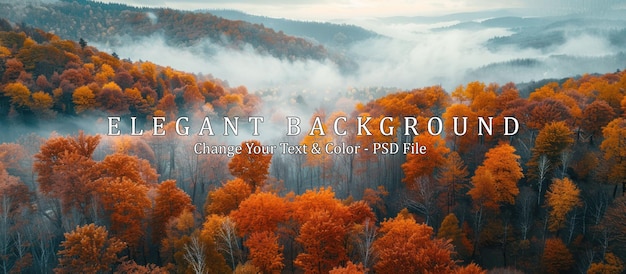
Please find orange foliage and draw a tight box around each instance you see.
[329,261,365,274]
[97,177,151,249]
[228,140,272,191]
[0,162,30,218]
[295,210,348,274]
[292,187,350,224]
[33,132,100,214]
[455,263,486,274]
[2,82,31,111]
[439,151,469,212]
[528,122,574,176]
[581,100,616,143]
[587,253,624,274]
[205,178,252,215]
[55,224,127,274]
[542,238,573,274]
[468,143,523,209]
[545,177,581,232]
[373,211,457,274]
[362,186,388,215]
[245,231,284,273]
[230,192,289,236]
[96,153,158,185]
[600,118,626,184]
[152,180,195,243]
[402,134,450,186]
[115,261,169,274]
[0,143,27,172]
[30,91,54,114]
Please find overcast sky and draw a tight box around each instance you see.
[97,0,531,21]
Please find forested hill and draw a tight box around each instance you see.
[0,20,259,136]
[206,9,379,47]
[0,0,348,66]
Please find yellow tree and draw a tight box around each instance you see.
[72,85,96,114]
[2,82,31,112]
[600,118,626,196]
[197,215,231,274]
[30,91,54,116]
[160,209,201,273]
[545,177,581,233]
[587,253,624,274]
[94,63,115,85]
[437,213,470,257]
[452,81,486,103]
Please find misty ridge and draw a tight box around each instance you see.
[102,11,626,105]
[1,0,626,143]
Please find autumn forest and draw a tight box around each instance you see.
[2,1,626,274]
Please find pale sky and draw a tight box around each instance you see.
[97,0,527,21]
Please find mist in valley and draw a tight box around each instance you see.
[98,8,626,109]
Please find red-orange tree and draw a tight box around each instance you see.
[33,132,100,216]
[402,134,450,186]
[152,180,195,244]
[228,140,272,191]
[295,210,348,274]
[97,177,151,251]
[245,231,284,273]
[55,224,127,274]
[542,238,573,274]
[230,191,289,236]
[96,153,158,186]
[204,178,252,215]
[373,210,459,273]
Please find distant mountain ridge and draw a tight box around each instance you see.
[204,9,379,47]
[0,0,357,69]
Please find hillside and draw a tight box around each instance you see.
[206,9,379,47]
[0,19,259,135]
[0,0,346,65]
